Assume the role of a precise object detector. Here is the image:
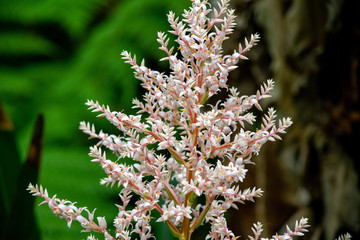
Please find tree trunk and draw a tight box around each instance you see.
[221,0,360,239]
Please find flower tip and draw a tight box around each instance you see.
[27,183,33,189]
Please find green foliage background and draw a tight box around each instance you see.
[0,0,190,239]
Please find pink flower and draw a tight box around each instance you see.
[26,1,324,240]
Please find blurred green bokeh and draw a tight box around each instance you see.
[0,0,190,239]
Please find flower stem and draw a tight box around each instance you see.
[181,168,195,240]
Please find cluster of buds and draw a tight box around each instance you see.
[28,0,338,239]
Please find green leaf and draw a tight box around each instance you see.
[0,0,109,39]
[0,32,59,57]
[0,105,21,231]
[1,114,42,240]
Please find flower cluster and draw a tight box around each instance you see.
[27,184,111,238]
[247,218,311,240]
[28,0,350,240]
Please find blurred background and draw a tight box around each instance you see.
[0,0,359,239]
